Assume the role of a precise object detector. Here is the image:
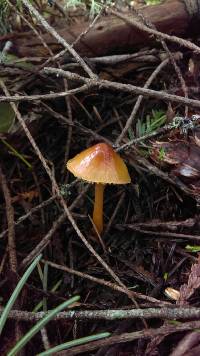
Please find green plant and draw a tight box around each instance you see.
[158,146,165,161]
[0,103,15,133]
[8,296,81,356]
[37,332,111,356]
[0,138,32,169]
[63,0,112,17]
[0,254,110,354]
[33,264,62,312]
[144,0,161,5]
[136,109,167,137]
[0,0,10,34]
[185,245,200,253]
[163,272,168,281]
[0,254,42,335]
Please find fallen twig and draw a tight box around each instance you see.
[0,164,17,272]
[62,320,200,355]
[116,56,173,144]
[1,306,200,321]
[109,8,200,56]
[43,67,200,109]
[20,184,90,268]
[118,225,200,242]
[42,259,168,306]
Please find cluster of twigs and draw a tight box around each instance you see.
[1,0,200,354]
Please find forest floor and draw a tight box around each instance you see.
[1,0,200,355]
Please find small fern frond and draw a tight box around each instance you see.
[136,110,166,137]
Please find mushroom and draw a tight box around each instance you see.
[66,143,131,234]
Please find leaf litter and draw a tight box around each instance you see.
[1,0,200,355]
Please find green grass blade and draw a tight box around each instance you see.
[37,332,111,356]
[32,279,62,313]
[8,295,80,356]
[42,263,48,311]
[0,138,32,169]
[0,254,42,335]
[37,263,44,282]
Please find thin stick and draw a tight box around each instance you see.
[38,6,104,70]
[0,196,56,239]
[1,306,200,321]
[120,225,200,242]
[6,178,78,236]
[130,5,189,116]
[42,102,112,145]
[62,79,73,178]
[0,84,90,103]
[0,164,21,342]
[20,184,90,268]
[116,56,171,144]
[0,164,17,271]
[0,72,199,110]
[109,8,200,56]
[103,192,125,236]
[59,321,200,355]
[42,259,167,305]
[43,68,200,110]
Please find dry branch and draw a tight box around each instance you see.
[43,67,200,110]
[0,165,17,272]
[61,321,200,355]
[1,306,200,321]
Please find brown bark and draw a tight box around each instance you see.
[13,0,191,58]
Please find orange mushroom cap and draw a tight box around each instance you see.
[67,143,131,184]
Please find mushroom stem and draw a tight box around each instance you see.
[93,183,105,234]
